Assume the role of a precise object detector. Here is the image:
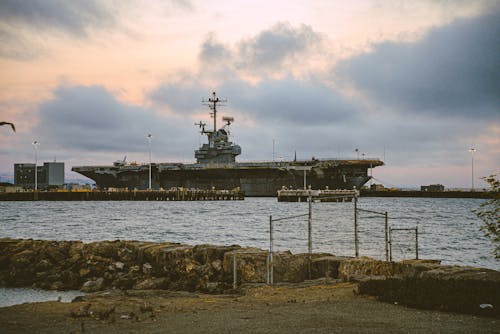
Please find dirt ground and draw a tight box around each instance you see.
[0,281,497,334]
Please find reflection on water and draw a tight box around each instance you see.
[0,288,84,307]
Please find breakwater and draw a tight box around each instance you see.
[0,189,244,201]
[1,239,498,317]
[360,190,496,199]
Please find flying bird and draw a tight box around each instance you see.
[0,122,15,132]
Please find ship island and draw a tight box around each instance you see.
[72,92,384,196]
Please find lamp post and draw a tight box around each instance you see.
[468,147,476,191]
[147,134,152,190]
[32,141,39,191]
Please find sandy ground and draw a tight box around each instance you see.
[0,281,497,334]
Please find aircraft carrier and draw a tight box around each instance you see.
[72,92,384,196]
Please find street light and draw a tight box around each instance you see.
[147,134,152,190]
[468,147,476,191]
[32,141,39,191]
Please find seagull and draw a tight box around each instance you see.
[0,122,15,132]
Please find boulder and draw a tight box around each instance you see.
[81,277,105,292]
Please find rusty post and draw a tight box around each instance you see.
[385,211,389,261]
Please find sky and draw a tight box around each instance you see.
[0,0,498,188]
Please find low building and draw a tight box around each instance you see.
[370,183,386,191]
[421,184,445,192]
[14,162,65,189]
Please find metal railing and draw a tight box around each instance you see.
[354,202,389,261]
[269,211,310,284]
[389,227,419,261]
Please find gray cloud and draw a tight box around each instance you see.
[0,0,113,35]
[0,0,115,60]
[198,22,323,74]
[335,10,500,119]
[198,33,231,64]
[236,22,321,71]
[150,76,361,125]
[35,85,191,158]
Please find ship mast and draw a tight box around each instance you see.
[202,91,227,134]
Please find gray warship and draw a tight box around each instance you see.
[72,92,384,196]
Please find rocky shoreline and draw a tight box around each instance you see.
[1,238,499,317]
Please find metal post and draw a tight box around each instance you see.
[232,252,237,289]
[308,196,312,279]
[303,169,306,190]
[269,215,274,285]
[469,148,476,191]
[415,226,419,260]
[384,211,388,262]
[266,250,269,285]
[32,141,39,191]
[354,196,359,257]
[389,228,393,262]
[147,134,152,190]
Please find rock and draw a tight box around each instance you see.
[89,304,116,320]
[79,268,91,277]
[81,277,105,292]
[112,274,137,289]
[115,262,125,270]
[133,277,168,290]
[142,263,153,275]
[50,281,65,290]
[204,282,222,294]
[211,259,222,271]
[70,303,91,318]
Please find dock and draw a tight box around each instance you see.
[360,190,497,199]
[277,188,359,202]
[0,189,245,201]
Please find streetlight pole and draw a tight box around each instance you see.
[147,134,152,190]
[32,141,39,191]
[468,148,476,191]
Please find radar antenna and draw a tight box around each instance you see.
[202,91,227,133]
[194,121,207,134]
[222,116,234,134]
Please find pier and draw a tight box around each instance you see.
[277,188,359,202]
[0,189,245,201]
[360,189,497,199]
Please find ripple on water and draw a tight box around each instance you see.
[0,198,498,270]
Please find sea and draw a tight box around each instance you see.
[0,197,498,306]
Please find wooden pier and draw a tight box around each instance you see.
[0,189,245,201]
[277,188,359,202]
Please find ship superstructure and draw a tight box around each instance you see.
[72,92,384,196]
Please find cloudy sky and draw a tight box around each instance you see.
[0,0,498,188]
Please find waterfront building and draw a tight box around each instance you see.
[421,184,445,192]
[14,162,64,189]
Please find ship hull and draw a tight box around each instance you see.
[72,159,382,197]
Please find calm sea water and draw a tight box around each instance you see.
[1,197,497,270]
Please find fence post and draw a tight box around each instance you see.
[415,226,419,260]
[232,251,237,289]
[354,196,359,257]
[269,215,274,285]
[389,227,393,262]
[308,195,312,279]
[384,211,389,262]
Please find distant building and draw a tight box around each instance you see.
[14,162,64,189]
[0,182,23,193]
[421,184,445,192]
[370,183,386,191]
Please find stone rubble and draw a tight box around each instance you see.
[1,238,499,317]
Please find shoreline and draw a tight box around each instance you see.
[1,282,498,333]
[1,238,499,319]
